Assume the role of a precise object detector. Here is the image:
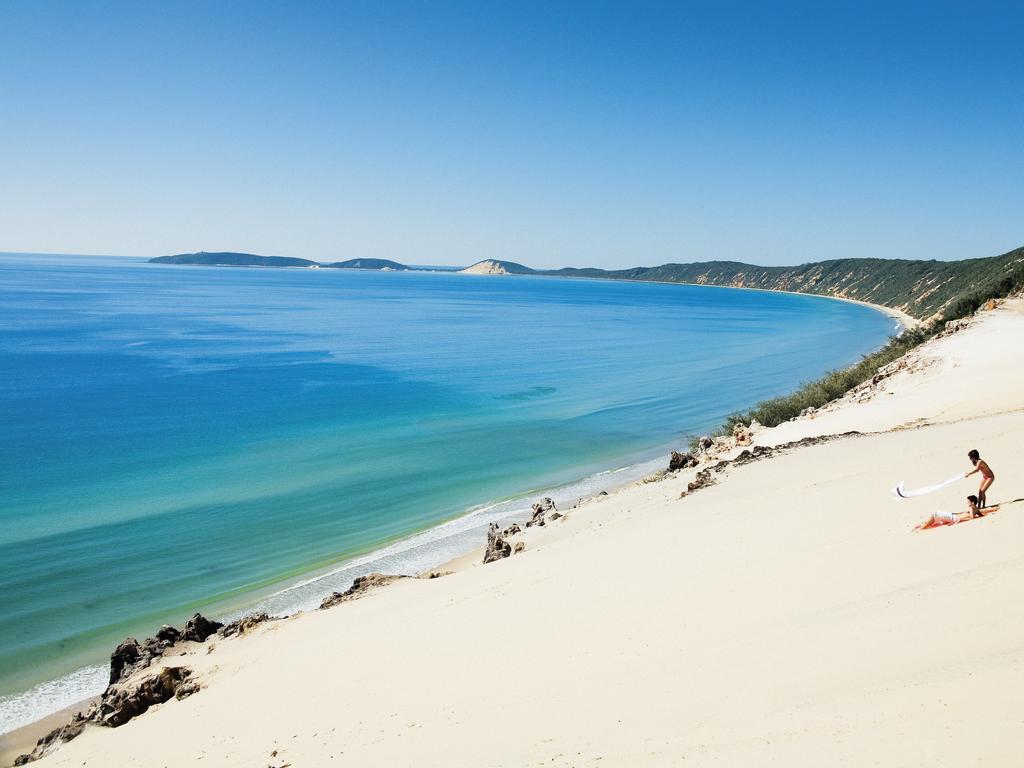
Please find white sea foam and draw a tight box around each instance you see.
[228,453,667,619]
[0,453,667,737]
[0,664,106,736]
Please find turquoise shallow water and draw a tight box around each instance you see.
[0,254,895,731]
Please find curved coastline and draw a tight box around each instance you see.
[529,271,919,330]
[0,277,899,760]
[8,299,1023,766]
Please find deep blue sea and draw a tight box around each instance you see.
[0,253,896,732]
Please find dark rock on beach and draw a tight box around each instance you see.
[678,430,865,500]
[681,469,717,497]
[18,611,232,763]
[108,616,210,686]
[94,666,194,728]
[669,451,699,471]
[13,712,89,765]
[109,638,144,685]
[182,613,224,643]
[319,573,406,609]
[15,667,195,764]
[483,522,512,563]
[219,612,273,639]
[526,497,556,528]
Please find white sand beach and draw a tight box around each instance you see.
[17,299,1024,767]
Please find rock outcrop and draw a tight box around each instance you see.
[526,497,556,528]
[681,469,717,497]
[679,431,863,499]
[108,638,144,685]
[319,573,406,609]
[218,612,273,638]
[669,451,699,471]
[732,422,753,445]
[15,667,195,764]
[16,608,264,764]
[181,613,224,643]
[93,666,195,728]
[14,712,89,765]
[483,522,512,563]
[109,623,185,685]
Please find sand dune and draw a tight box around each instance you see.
[23,300,1024,767]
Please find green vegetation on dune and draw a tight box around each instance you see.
[543,246,1024,321]
[684,244,1024,448]
[713,327,931,438]
[149,246,1024,324]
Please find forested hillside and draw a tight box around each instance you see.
[543,246,1024,320]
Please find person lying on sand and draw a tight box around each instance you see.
[965,449,995,507]
[915,495,998,531]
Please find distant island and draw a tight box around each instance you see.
[150,247,1024,322]
[326,258,409,271]
[151,252,319,268]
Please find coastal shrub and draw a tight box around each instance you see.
[549,246,1024,322]
[688,262,1024,451]
[687,325,937,449]
[940,263,1024,321]
[668,246,1024,451]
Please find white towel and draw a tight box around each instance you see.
[892,474,963,499]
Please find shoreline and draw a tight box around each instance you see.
[0,455,670,764]
[13,297,1022,766]
[151,257,924,329]
[0,277,906,752]
[8,299,1023,765]
[527,271,921,330]
[0,449,673,743]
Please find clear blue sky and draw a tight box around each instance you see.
[1,1,1021,268]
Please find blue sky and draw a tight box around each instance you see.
[1,1,1021,268]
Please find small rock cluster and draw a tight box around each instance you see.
[483,522,512,563]
[219,612,272,638]
[677,433,860,500]
[842,353,936,406]
[319,573,406,609]
[669,451,699,471]
[526,497,557,528]
[681,468,717,497]
[483,497,561,564]
[671,420,763,472]
[943,317,971,335]
[15,611,236,765]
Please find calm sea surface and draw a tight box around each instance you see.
[0,254,895,731]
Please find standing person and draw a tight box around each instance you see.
[965,449,995,507]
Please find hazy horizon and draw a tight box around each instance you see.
[2,243,1022,273]
[1,2,1021,268]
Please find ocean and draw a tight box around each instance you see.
[0,253,896,733]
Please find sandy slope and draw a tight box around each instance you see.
[26,300,1024,767]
